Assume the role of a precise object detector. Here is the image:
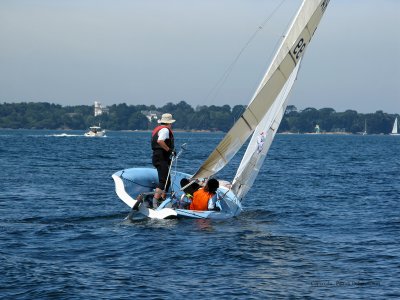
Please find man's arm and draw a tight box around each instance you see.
[157,140,171,152]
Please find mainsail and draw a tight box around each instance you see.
[192,0,330,180]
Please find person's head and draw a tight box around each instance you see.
[158,113,176,126]
[205,178,219,194]
[180,178,189,187]
[180,178,200,195]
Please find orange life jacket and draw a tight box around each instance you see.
[189,188,214,211]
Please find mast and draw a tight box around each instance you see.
[364,119,367,135]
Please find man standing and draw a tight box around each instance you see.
[151,113,176,208]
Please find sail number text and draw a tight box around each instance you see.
[292,38,306,60]
[321,0,330,12]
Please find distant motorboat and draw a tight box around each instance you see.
[84,125,106,137]
[390,117,399,136]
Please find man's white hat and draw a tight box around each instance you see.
[158,113,176,124]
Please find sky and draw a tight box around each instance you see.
[1,0,399,114]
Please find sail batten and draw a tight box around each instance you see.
[192,0,330,180]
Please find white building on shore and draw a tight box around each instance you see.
[141,110,160,122]
[94,101,109,116]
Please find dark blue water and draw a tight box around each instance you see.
[1,130,399,299]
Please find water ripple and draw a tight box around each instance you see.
[0,131,399,298]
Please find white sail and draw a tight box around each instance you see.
[192,0,330,180]
[231,61,301,200]
[392,117,398,134]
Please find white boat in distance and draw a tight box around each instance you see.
[390,117,399,136]
[112,0,331,219]
[84,125,106,137]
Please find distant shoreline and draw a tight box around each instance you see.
[0,128,391,136]
[1,102,398,134]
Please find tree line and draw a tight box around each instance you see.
[0,101,398,134]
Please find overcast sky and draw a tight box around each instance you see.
[1,0,399,113]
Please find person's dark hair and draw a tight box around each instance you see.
[180,178,200,195]
[180,178,189,187]
[205,178,219,194]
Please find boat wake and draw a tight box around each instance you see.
[47,133,82,137]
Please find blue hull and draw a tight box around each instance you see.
[112,167,242,219]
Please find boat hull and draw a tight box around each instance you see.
[84,130,106,137]
[112,167,242,219]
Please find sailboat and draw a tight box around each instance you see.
[112,0,331,219]
[363,119,367,135]
[357,119,367,135]
[390,117,399,136]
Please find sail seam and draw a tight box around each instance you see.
[240,115,253,130]
[277,66,288,80]
[216,148,228,163]
[305,24,312,38]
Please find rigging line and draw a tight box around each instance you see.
[204,0,289,104]
[120,175,154,189]
[186,112,206,132]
